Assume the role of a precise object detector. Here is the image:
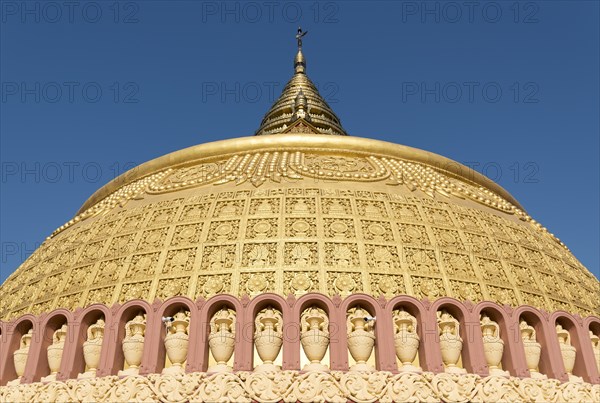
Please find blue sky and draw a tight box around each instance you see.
[1,1,598,282]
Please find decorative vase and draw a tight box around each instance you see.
[556,324,582,383]
[300,308,330,372]
[208,308,236,373]
[254,307,283,372]
[519,320,546,379]
[480,315,508,376]
[42,325,68,382]
[393,309,421,372]
[437,310,465,374]
[163,311,190,375]
[118,314,146,376]
[347,306,375,372]
[9,329,33,385]
[78,318,105,379]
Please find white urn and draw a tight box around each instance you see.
[556,324,582,382]
[9,329,33,385]
[78,318,105,379]
[42,325,68,382]
[118,314,146,376]
[481,316,508,376]
[347,307,375,372]
[163,312,190,375]
[393,310,421,372]
[520,320,545,379]
[300,309,330,372]
[437,311,465,374]
[254,307,283,372]
[208,311,236,373]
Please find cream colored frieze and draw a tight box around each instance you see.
[480,315,508,376]
[254,307,284,372]
[393,308,421,373]
[163,311,191,375]
[300,306,330,372]
[7,329,32,386]
[591,331,600,374]
[41,324,68,382]
[118,313,146,376]
[208,307,236,373]
[437,310,465,374]
[346,306,376,372]
[557,324,582,383]
[520,319,546,379]
[2,370,599,403]
[78,318,105,379]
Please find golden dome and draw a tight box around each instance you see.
[0,39,598,322]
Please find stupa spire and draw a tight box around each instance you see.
[255,28,347,136]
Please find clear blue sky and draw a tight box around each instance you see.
[1,1,598,282]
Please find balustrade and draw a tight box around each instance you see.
[0,294,598,386]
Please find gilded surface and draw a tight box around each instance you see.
[0,371,598,403]
[1,165,598,319]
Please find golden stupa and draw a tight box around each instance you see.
[1,30,598,402]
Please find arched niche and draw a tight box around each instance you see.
[33,310,72,382]
[108,300,151,376]
[198,294,243,372]
[583,316,600,382]
[67,304,111,379]
[148,296,196,374]
[431,298,482,375]
[246,293,288,371]
[0,316,35,386]
[514,306,556,379]
[294,293,337,371]
[475,302,521,376]
[386,296,432,372]
[340,294,385,371]
[552,312,590,382]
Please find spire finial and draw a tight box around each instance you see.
[296,27,308,49]
[294,27,307,74]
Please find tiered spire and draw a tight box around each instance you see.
[255,28,347,136]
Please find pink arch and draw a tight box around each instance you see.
[59,304,112,379]
[244,293,291,370]
[339,294,390,371]
[582,316,600,383]
[551,311,598,383]
[513,305,565,380]
[430,297,488,376]
[0,315,36,385]
[105,299,152,376]
[386,296,442,373]
[143,296,198,374]
[474,301,526,377]
[23,309,73,383]
[292,293,339,370]
[195,294,244,372]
